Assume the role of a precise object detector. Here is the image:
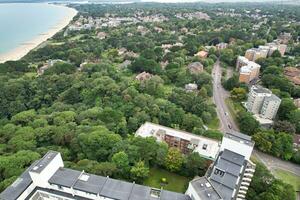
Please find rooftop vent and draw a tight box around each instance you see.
[207,193,211,197]
[79,174,90,181]
[33,166,39,170]
[150,188,161,198]
[200,183,204,187]
[205,182,211,188]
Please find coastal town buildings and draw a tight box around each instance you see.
[135,122,220,160]
[246,85,281,125]
[236,56,261,84]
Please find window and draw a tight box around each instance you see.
[202,144,207,150]
[214,168,225,177]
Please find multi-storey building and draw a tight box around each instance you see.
[236,56,261,84]
[244,43,287,62]
[1,131,255,200]
[0,151,191,200]
[246,85,281,121]
[186,132,256,200]
[135,122,220,160]
[244,48,268,61]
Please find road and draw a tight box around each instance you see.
[212,60,239,132]
[211,60,300,191]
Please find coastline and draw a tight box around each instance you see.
[0,4,77,64]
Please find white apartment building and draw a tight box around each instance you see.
[0,151,190,200]
[246,85,281,120]
[245,43,287,62]
[135,122,220,160]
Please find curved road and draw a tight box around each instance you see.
[211,60,300,181]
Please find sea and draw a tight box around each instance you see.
[0,3,70,54]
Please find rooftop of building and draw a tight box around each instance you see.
[30,151,59,174]
[224,131,254,147]
[190,177,222,200]
[251,85,271,94]
[1,151,191,200]
[136,122,220,159]
[208,149,246,200]
[265,94,281,102]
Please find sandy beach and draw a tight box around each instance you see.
[0,4,77,64]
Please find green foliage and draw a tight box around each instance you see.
[130,161,150,183]
[247,163,295,200]
[237,111,260,135]
[164,147,184,172]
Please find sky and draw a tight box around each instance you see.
[141,0,293,2]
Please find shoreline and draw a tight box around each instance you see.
[0,4,78,64]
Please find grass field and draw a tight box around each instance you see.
[274,169,300,192]
[207,117,220,130]
[143,168,190,193]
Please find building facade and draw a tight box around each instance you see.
[236,56,261,84]
[246,85,281,120]
[186,132,256,200]
[0,151,191,200]
[135,122,220,160]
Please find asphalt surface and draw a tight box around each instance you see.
[212,60,239,132]
[211,61,300,196]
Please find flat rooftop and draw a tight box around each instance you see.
[224,131,254,147]
[49,167,191,200]
[136,122,220,159]
[190,177,222,200]
[30,151,59,173]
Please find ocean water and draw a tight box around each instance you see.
[0,3,69,54]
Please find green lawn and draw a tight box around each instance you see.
[207,117,220,130]
[143,168,190,193]
[274,169,300,192]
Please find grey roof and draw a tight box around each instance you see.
[48,168,81,188]
[252,85,271,94]
[208,150,246,200]
[265,94,281,102]
[48,167,191,200]
[73,173,108,194]
[100,178,133,200]
[160,190,192,200]
[0,161,37,200]
[225,131,254,147]
[190,177,222,200]
[30,151,59,173]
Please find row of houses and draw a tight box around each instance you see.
[1,122,256,200]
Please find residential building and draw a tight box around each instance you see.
[188,62,204,74]
[260,94,282,120]
[236,56,261,84]
[186,132,256,200]
[284,67,300,86]
[216,42,228,50]
[135,122,220,160]
[185,83,198,92]
[135,72,153,81]
[195,51,208,59]
[0,151,191,200]
[244,48,268,61]
[1,132,255,200]
[246,85,281,120]
[277,32,292,44]
[294,98,300,108]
